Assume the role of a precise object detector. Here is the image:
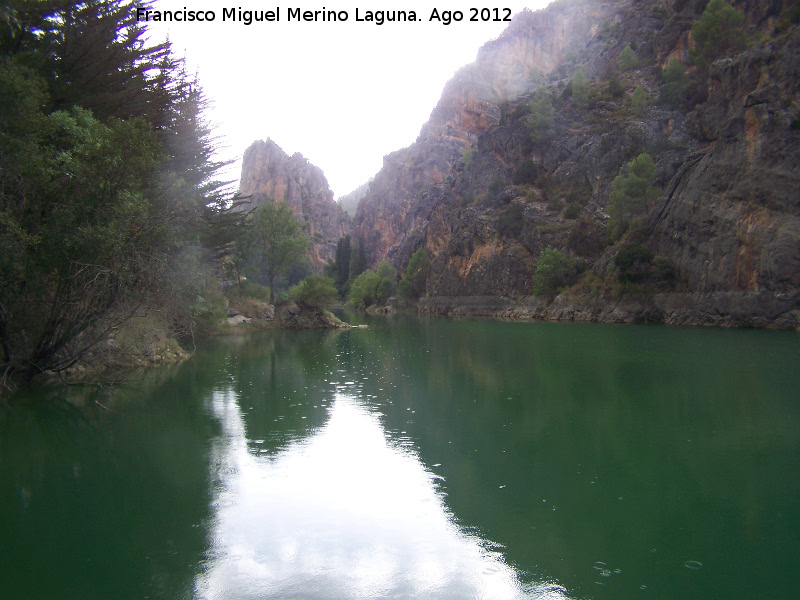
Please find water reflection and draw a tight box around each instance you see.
[196,388,568,600]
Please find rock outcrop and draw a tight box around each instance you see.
[276,302,348,329]
[350,0,800,328]
[238,139,351,271]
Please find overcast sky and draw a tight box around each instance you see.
[145,1,553,197]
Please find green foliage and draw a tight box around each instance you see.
[397,248,431,300]
[244,202,309,303]
[691,0,747,68]
[631,86,650,115]
[290,275,338,309]
[348,270,381,308]
[489,176,509,198]
[347,261,397,308]
[658,59,691,109]
[537,173,557,203]
[510,102,531,119]
[571,68,589,108]
[611,244,675,287]
[524,89,555,142]
[533,247,578,296]
[375,260,396,281]
[617,45,638,71]
[607,153,659,238]
[227,281,271,301]
[461,148,475,168]
[0,2,238,387]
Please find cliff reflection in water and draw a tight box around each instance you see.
[195,386,568,600]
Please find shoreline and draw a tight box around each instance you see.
[417,291,800,330]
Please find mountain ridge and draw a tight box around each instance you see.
[345,0,800,328]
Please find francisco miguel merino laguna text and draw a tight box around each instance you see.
[135,7,514,26]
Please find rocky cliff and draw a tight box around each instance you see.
[238,139,351,270]
[351,0,800,328]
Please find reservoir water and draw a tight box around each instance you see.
[2,315,799,599]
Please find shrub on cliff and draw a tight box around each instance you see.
[607,153,659,239]
[691,0,747,68]
[631,86,650,115]
[533,248,579,296]
[524,89,555,143]
[617,45,638,71]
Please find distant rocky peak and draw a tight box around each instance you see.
[238,138,351,271]
[421,1,620,144]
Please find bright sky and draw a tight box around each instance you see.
[145,1,553,197]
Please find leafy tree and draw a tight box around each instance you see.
[533,248,577,296]
[617,44,638,71]
[607,153,659,238]
[290,275,338,309]
[245,202,308,304]
[0,97,163,383]
[397,248,431,300]
[347,269,382,308]
[691,0,746,68]
[347,260,396,308]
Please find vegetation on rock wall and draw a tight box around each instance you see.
[350,0,800,327]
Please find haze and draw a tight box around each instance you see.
[145,1,553,197]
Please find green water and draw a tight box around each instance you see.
[2,316,799,599]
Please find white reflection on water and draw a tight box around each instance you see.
[196,388,569,600]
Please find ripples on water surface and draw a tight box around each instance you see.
[1,315,799,600]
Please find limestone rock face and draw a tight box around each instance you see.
[353,1,619,268]
[650,34,800,295]
[350,0,800,327]
[238,139,351,271]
